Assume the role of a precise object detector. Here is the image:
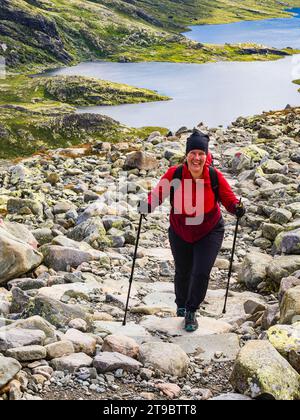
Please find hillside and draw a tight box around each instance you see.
[1,0,300,71]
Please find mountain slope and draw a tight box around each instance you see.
[1,0,300,71]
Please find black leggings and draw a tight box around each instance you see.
[168,218,225,312]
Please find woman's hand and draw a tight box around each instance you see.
[235,202,246,218]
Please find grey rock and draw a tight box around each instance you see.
[0,356,21,388]
[262,223,284,241]
[138,342,189,377]
[64,329,96,356]
[274,228,300,255]
[279,276,300,303]
[26,295,91,329]
[7,278,46,291]
[280,285,300,324]
[0,328,46,352]
[261,304,280,330]
[270,209,293,225]
[45,341,75,359]
[267,256,300,285]
[6,345,47,361]
[93,352,142,373]
[40,245,104,271]
[124,151,158,171]
[1,316,57,345]
[0,227,43,285]
[230,340,300,400]
[238,251,272,289]
[7,198,43,217]
[51,353,93,373]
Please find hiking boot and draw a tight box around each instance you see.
[176,307,186,317]
[185,311,198,332]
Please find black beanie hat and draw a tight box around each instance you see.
[186,131,209,155]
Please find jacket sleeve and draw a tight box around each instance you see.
[215,169,239,215]
[147,166,177,212]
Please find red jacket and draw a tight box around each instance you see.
[147,154,239,243]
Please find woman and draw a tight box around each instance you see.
[138,131,245,332]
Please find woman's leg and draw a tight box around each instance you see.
[186,219,225,312]
[168,227,193,309]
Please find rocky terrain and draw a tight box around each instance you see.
[1,0,300,71]
[0,105,299,400]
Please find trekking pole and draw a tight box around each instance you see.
[123,213,145,326]
[222,198,242,314]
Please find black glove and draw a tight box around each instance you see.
[137,200,151,215]
[235,202,246,218]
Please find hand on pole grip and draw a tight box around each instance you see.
[235,200,245,219]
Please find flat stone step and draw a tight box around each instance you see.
[171,333,240,361]
[93,321,152,339]
[140,315,232,337]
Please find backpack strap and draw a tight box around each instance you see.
[170,165,183,207]
[209,166,219,203]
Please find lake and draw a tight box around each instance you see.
[45,9,300,130]
[183,8,300,49]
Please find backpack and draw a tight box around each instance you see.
[170,164,219,208]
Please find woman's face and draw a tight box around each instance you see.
[186,149,206,176]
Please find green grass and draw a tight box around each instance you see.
[0,75,170,107]
[2,0,300,72]
[111,42,299,64]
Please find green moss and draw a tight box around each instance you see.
[267,324,300,358]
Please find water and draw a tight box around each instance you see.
[183,8,300,49]
[44,9,300,130]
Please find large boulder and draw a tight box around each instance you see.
[0,357,21,388]
[138,342,189,377]
[230,340,300,400]
[51,353,93,373]
[1,222,38,248]
[0,227,43,285]
[63,329,96,356]
[274,229,300,255]
[7,198,43,217]
[6,345,47,362]
[26,295,92,329]
[280,286,300,324]
[124,151,158,171]
[258,126,281,139]
[39,245,105,271]
[267,256,300,285]
[93,352,142,373]
[270,209,293,225]
[231,145,268,173]
[45,341,75,359]
[102,335,139,359]
[0,316,57,345]
[262,223,284,241]
[67,218,106,243]
[76,201,108,225]
[0,328,46,352]
[238,251,273,289]
[261,159,284,174]
[279,276,300,303]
